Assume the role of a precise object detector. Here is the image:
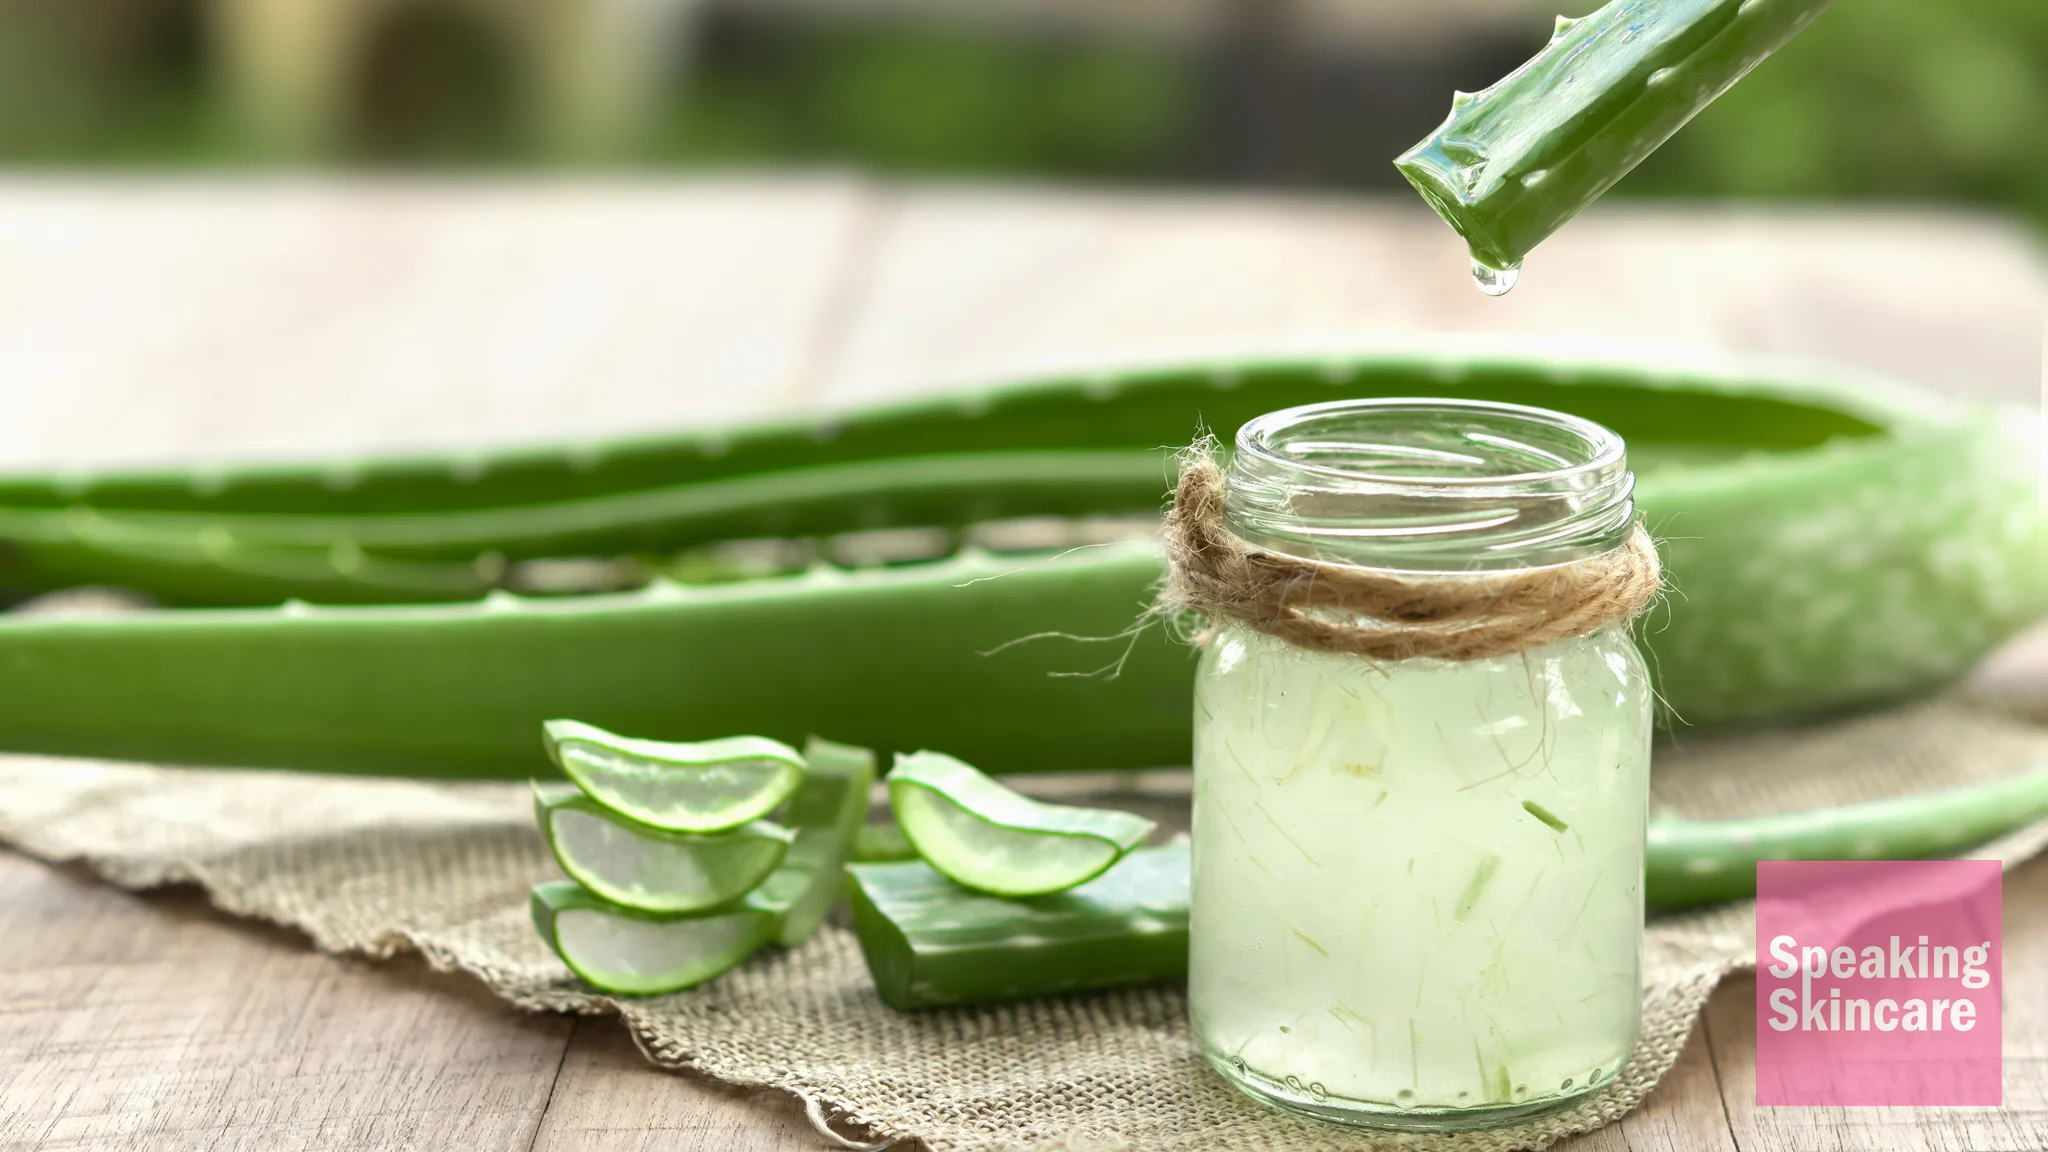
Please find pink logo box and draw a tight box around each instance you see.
[1755,859,2002,1106]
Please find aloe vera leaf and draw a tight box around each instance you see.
[543,720,805,833]
[27,451,1171,563]
[1647,768,2048,910]
[0,352,1980,609]
[751,736,877,946]
[533,783,792,913]
[0,400,2038,778]
[848,842,1190,1010]
[1397,0,1833,273]
[0,510,495,605]
[888,750,1155,897]
[0,360,2037,766]
[0,348,1890,521]
[0,351,1925,605]
[530,879,781,996]
[0,545,1186,778]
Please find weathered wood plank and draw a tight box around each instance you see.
[0,852,573,1152]
[529,1019,827,1152]
[819,190,2044,407]
[1704,859,2048,1152]
[1553,1016,1740,1152]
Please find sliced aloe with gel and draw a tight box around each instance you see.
[533,783,792,913]
[543,720,804,833]
[532,736,876,994]
[530,881,781,996]
[887,750,1155,897]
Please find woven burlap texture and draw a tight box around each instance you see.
[2,691,2046,1152]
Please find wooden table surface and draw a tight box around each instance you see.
[0,178,2044,1151]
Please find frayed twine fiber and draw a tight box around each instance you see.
[1159,441,1662,661]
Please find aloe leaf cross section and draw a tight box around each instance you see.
[533,783,792,914]
[543,719,805,833]
[529,880,783,996]
[530,735,875,995]
[887,750,1155,897]
[1397,0,1834,276]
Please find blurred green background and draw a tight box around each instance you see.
[0,0,2041,228]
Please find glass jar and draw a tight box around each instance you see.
[1188,398,1652,1130]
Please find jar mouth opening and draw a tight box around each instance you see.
[1224,397,1636,572]
[1234,397,1626,490]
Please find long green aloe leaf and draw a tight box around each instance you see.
[542,721,805,833]
[1398,0,1834,277]
[888,750,1154,897]
[1647,768,2048,909]
[848,842,1190,1010]
[530,880,781,996]
[533,783,792,913]
[0,349,1886,529]
[0,545,1189,778]
[0,354,2036,773]
[13,451,1168,563]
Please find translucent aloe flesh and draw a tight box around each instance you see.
[530,880,781,996]
[888,750,1154,897]
[531,738,874,994]
[1397,0,1835,273]
[0,353,2036,778]
[543,720,805,833]
[533,783,792,913]
[848,842,1190,1010]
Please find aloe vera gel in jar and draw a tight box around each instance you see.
[1178,399,1655,1130]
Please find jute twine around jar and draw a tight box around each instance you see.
[1160,442,1664,662]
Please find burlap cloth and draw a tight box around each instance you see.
[3,689,2047,1151]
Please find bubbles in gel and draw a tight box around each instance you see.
[1472,260,1521,297]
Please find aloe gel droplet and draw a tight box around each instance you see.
[1471,260,1521,297]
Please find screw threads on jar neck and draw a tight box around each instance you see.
[1223,398,1637,573]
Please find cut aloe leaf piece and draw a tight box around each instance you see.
[887,750,1155,897]
[849,842,1190,1010]
[853,822,919,863]
[529,880,780,996]
[542,719,804,833]
[1397,0,1834,274]
[533,783,793,914]
[751,736,876,946]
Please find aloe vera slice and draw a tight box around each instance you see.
[849,842,1189,1010]
[533,783,792,913]
[1397,0,1833,276]
[530,880,781,996]
[888,750,1155,897]
[752,736,876,945]
[542,720,804,833]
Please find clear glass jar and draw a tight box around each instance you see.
[1188,398,1652,1130]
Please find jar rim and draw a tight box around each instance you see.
[1224,397,1636,572]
